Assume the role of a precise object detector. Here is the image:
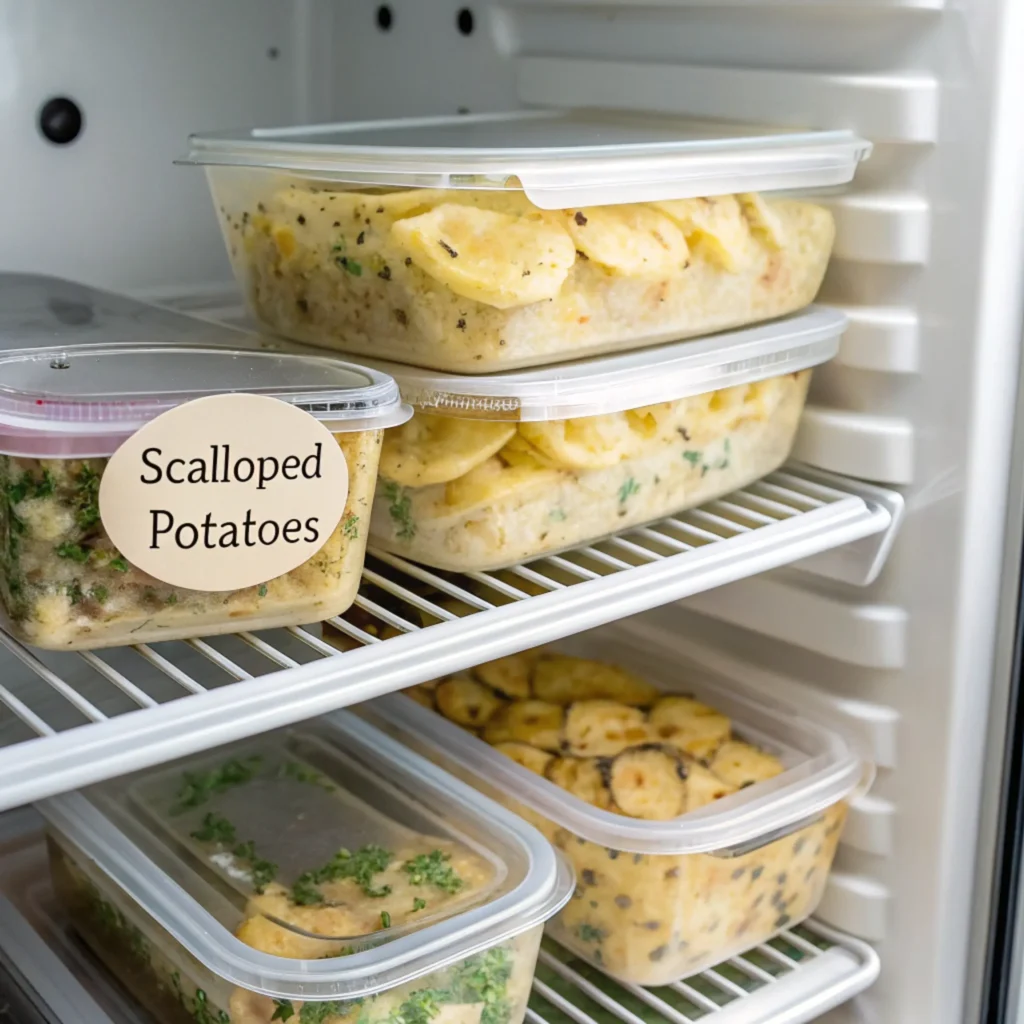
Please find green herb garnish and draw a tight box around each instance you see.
[278,760,334,790]
[89,585,108,604]
[412,897,427,912]
[300,1002,359,1024]
[402,849,463,894]
[73,465,102,530]
[380,910,391,929]
[109,555,130,572]
[65,580,85,605]
[335,256,363,276]
[342,513,360,540]
[549,508,568,522]
[258,583,268,597]
[291,844,394,905]
[232,839,278,893]
[683,450,702,466]
[190,812,237,844]
[577,923,605,944]
[272,1001,295,1022]
[171,755,262,813]
[382,482,415,541]
[56,541,91,563]
[617,477,640,504]
[166,592,178,605]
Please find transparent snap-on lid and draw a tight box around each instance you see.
[366,634,870,857]
[37,713,573,1000]
[183,110,871,208]
[0,273,260,352]
[0,344,411,457]
[363,306,844,421]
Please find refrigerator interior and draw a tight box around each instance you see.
[2,1,1024,1023]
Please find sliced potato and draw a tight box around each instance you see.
[652,195,750,272]
[519,413,641,471]
[609,745,686,820]
[442,457,559,513]
[390,204,576,309]
[494,741,554,776]
[381,413,515,488]
[404,685,437,710]
[435,675,506,727]
[738,193,788,249]
[562,700,649,757]
[709,740,784,788]
[565,205,689,279]
[649,696,731,759]
[533,656,659,706]
[498,433,560,471]
[473,652,539,700]
[546,756,614,810]
[484,700,564,751]
[682,758,738,811]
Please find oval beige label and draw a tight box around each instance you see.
[99,394,349,592]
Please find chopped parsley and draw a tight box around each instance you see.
[72,465,102,530]
[109,555,130,572]
[336,256,363,276]
[171,755,263,813]
[190,812,237,844]
[402,849,463,894]
[89,584,108,604]
[412,897,427,912]
[342,513,360,540]
[291,844,394,905]
[549,508,568,522]
[56,541,91,563]
[272,1001,295,1022]
[577,923,606,944]
[278,760,334,790]
[232,839,278,893]
[383,482,415,541]
[258,583,268,597]
[380,910,392,929]
[682,450,702,467]
[617,477,640,504]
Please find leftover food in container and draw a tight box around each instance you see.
[365,308,842,570]
[38,714,573,1024]
[0,345,409,649]
[184,110,869,372]
[364,636,868,985]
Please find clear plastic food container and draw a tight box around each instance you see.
[36,713,573,1024]
[183,110,869,373]
[363,634,869,986]
[0,344,409,650]
[363,306,842,571]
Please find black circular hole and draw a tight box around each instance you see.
[267,46,280,59]
[39,97,83,146]
[456,7,474,34]
[376,5,393,30]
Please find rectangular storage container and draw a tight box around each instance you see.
[36,714,573,1024]
[0,344,409,649]
[363,306,842,571]
[362,632,869,986]
[183,111,869,373]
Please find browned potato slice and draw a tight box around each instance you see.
[533,655,659,706]
[494,742,554,776]
[473,652,539,700]
[435,676,506,727]
[484,700,564,750]
[609,745,686,820]
[545,756,614,810]
[404,685,437,710]
[649,695,731,758]
[563,700,649,756]
[710,740,784,788]
[682,757,738,810]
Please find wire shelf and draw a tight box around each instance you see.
[0,467,890,811]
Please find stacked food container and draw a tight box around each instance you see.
[0,107,875,1019]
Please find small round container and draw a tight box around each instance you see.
[37,713,574,1024]
[363,306,843,572]
[362,632,870,986]
[182,110,869,373]
[0,344,409,650]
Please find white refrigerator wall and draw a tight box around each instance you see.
[3,1,1024,1023]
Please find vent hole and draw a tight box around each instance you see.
[376,5,394,30]
[456,8,474,34]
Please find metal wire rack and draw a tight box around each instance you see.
[0,468,890,811]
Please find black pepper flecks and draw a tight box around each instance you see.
[574,211,588,226]
[614,895,632,909]
[297,214,306,225]
[581,869,597,886]
[649,945,668,962]
[394,309,408,326]
[439,240,459,259]
[378,266,392,281]
[664,866,679,879]
[356,231,365,245]
[377,205,385,214]
[607,849,620,860]
[296,298,309,313]
[751,866,764,881]
[456,318,466,331]
[405,257,413,266]
[522,268,531,277]
[731,866,745,880]
[333,221,341,227]
[576,249,589,261]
